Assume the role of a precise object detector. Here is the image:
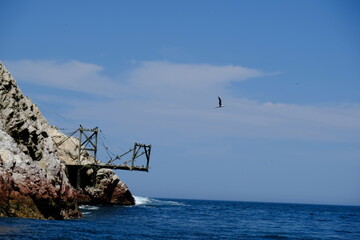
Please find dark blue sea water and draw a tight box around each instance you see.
[1,197,359,240]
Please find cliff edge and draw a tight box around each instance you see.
[0,62,134,219]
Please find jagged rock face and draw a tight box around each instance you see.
[0,62,134,219]
[0,63,81,219]
[1,74,46,162]
[0,125,81,219]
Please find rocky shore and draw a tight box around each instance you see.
[0,62,134,220]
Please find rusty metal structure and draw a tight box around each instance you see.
[57,125,151,189]
[78,126,99,164]
[106,142,151,171]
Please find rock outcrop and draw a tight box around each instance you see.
[0,62,134,219]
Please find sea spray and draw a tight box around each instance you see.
[134,196,188,207]
[134,196,152,205]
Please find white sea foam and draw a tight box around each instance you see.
[134,196,152,205]
[160,200,187,206]
[79,205,100,210]
[133,196,188,207]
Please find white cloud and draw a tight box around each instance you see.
[124,61,269,108]
[129,61,263,87]
[6,60,265,101]
[4,59,360,143]
[5,60,120,96]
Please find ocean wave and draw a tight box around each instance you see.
[134,196,187,207]
[134,196,152,205]
[79,205,100,210]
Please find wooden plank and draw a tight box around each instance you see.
[65,164,148,172]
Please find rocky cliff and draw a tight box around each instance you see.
[0,62,134,219]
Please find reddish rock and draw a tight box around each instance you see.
[79,168,135,205]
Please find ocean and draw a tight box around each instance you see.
[0,197,359,240]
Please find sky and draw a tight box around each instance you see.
[1,0,359,206]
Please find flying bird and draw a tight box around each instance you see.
[216,96,224,108]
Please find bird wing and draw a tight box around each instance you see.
[218,96,222,106]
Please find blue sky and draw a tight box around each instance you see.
[1,0,359,205]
